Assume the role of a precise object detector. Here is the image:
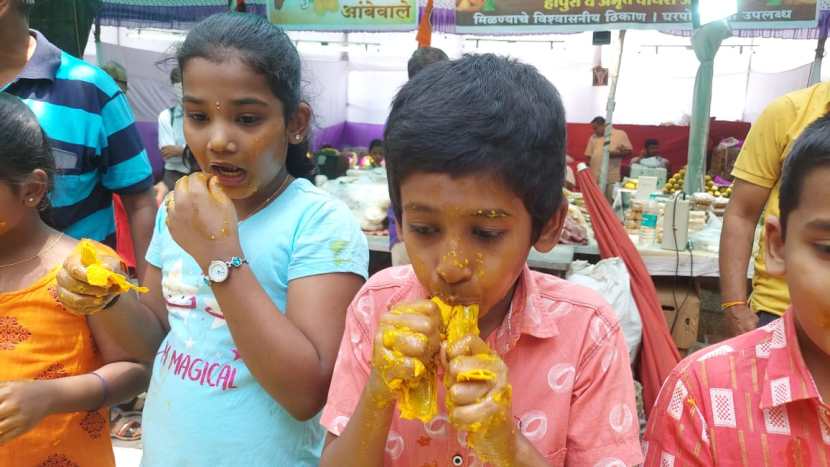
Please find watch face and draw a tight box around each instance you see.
[208,260,229,283]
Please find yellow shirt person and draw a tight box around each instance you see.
[584,116,632,186]
[722,81,830,332]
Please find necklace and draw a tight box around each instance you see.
[0,232,65,269]
[240,170,293,221]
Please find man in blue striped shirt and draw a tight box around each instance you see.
[0,0,157,275]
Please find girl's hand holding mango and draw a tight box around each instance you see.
[56,239,147,315]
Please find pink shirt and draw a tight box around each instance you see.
[645,311,830,466]
[321,265,643,466]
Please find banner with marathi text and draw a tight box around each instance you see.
[455,0,818,33]
[267,0,418,31]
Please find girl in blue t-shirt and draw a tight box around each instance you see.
[70,12,369,467]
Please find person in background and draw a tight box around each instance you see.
[359,139,385,169]
[0,0,157,278]
[645,115,830,465]
[100,61,128,93]
[719,81,830,336]
[157,67,191,191]
[407,46,449,79]
[584,116,632,190]
[388,46,451,267]
[631,138,670,171]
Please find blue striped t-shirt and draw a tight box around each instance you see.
[3,31,153,245]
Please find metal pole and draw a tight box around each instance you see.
[599,30,627,194]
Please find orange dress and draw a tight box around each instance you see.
[0,268,114,467]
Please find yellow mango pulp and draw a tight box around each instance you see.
[380,318,438,423]
[79,240,148,294]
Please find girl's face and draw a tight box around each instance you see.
[0,171,47,237]
[181,56,306,200]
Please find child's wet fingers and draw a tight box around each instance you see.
[382,328,429,357]
[377,347,426,381]
[390,300,440,322]
[62,253,88,282]
[380,312,438,338]
[448,354,501,382]
[450,399,499,429]
[448,381,491,406]
[57,287,109,315]
[56,268,110,297]
[447,334,491,360]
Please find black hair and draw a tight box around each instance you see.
[779,114,830,237]
[591,116,606,125]
[645,139,659,147]
[14,0,32,15]
[170,67,182,84]
[369,139,383,151]
[177,12,315,181]
[385,54,566,240]
[0,92,54,212]
[408,47,449,79]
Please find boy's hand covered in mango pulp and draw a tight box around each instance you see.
[166,173,240,271]
[370,300,442,421]
[446,335,517,466]
[57,239,146,315]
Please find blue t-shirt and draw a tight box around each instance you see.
[141,179,369,467]
[4,31,153,245]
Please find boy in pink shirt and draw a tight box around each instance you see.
[645,115,830,465]
[320,54,642,466]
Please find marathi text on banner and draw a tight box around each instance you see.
[268,0,417,31]
[456,0,818,33]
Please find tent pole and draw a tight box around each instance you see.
[599,29,627,195]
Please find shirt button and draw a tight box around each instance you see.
[452,454,464,465]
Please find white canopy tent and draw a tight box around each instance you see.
[85,25,825,152]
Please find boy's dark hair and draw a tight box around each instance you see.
[0,92,54,210]
[369,139,383,151]
[407,47,449,79]
[779,114,830,237]
[591,116,606,125]
[385,54,567,240]
[645,138,658,147]
[178,13,315,180]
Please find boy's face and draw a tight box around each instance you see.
[646,144,659,156]
[399,172,564,317]
[766,166,830,353]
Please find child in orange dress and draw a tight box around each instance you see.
[0,93,150,466]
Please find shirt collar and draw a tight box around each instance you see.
[390,265,559,356]
[759,311,821,410]
[15,30,61,83]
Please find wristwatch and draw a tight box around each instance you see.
[204,256,248,285]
